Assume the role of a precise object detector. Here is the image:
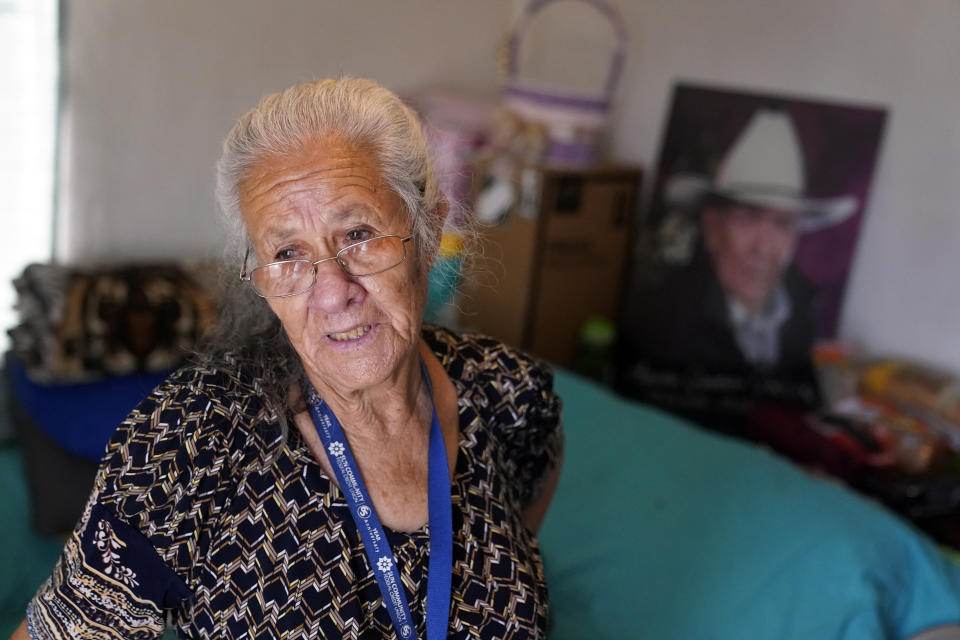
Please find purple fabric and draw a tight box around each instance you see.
[505,85,609,111]
[544,140,598,166]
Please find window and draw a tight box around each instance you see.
[0,0,58,349]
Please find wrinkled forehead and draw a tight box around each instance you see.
[242,136,383,195]
[237,137,405,234]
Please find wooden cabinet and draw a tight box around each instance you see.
[459,164,641,367]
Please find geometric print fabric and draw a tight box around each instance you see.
[28,326,563,639]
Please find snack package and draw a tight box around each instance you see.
[860,360,960,446]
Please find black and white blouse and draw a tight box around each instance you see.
[28,326,563,639]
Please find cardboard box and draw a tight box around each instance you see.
[459,163,641,367]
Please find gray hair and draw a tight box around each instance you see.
[197,77,446,434]
[216,76,444,266]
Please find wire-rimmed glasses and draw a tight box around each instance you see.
[240,234,413,298]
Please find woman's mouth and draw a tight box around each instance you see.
[328,324,372,342]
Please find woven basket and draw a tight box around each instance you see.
[502,0,627,166]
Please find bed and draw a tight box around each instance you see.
[540,370,960,639]
[4,366,960,638]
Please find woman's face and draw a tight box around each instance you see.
[238,136,428,396]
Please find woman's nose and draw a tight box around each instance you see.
[307,260,365,312]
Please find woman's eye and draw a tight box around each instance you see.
[345,228,373,244]
[274,248,300,261]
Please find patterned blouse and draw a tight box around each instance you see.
[27,327,563,639]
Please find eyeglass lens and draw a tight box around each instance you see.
[250,235,406,297]
[339,236,397,274]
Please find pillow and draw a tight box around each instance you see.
[9,263,217,383]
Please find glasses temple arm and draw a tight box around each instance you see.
[239,246,251,280]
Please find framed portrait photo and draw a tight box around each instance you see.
[618,82,888,433]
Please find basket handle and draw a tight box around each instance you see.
[503,0,628,103]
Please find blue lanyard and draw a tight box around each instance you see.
[305,363,452,640]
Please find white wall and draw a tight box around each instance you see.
[55,0,514,264]
[56,0,960,374]
[600,0,960,374]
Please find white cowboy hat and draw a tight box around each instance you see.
[664,109,858,233]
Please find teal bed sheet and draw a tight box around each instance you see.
[0,447,63,637]
[540,371,960,639]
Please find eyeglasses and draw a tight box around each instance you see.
[240,234,413,298]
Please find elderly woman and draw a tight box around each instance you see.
[15,78,563,639]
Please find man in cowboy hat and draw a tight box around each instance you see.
[620,109,857,416]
